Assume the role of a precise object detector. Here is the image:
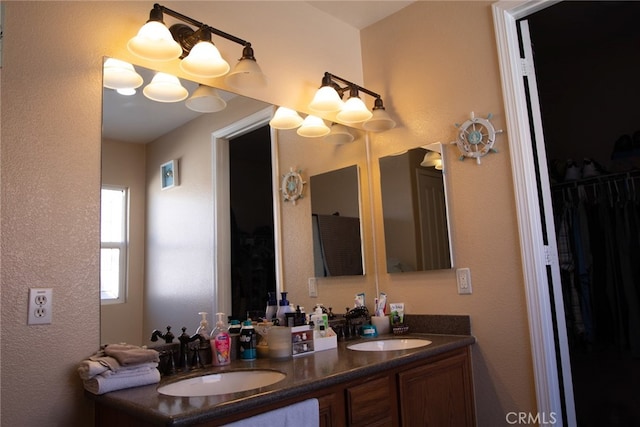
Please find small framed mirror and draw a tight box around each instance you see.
[310,165,364,277]
[379,143,453,273]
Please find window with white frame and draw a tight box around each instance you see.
[101,186,128,304]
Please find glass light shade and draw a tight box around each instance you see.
[297,115,330,138]
[226,58,267,89]
[269,107,304,130]
[421,151,442,167]
[434,159,444,170]
[127,21,182,61]
[180,41,230,78]
[363,108,396,132]
[336,96,373,123]
[143,72,188,103]
[103,58,143,90]
[324,123,354,144]
[309,86,344,113]
[185,85,227,113]
[116,88,137,96]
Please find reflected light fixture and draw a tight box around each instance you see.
[103,58,144,91]
[309,72,395,131]
[143,72,189,102]
[270,107,304,130]
[185,84,227,112]
[324,123,354,144]
[421,151,443,168]
[128,4,266,86]
[297,115,330,138]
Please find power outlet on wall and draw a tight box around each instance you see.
[456,268,472,295]
[28,288,52,325]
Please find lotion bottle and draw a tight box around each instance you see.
[276,292,294,326]
[210,313,231,366]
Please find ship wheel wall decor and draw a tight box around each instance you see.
[453,112,503,165]
[281,167,306,205]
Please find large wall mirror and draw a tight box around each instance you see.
[100,59,370,346]
[310,165,364,277]
[101,59,275,346]
[379,144,453,273]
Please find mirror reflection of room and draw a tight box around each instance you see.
[379,144,452,273]
[101,59,272,346]
[310,165,363,277]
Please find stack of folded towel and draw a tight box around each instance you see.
[78,344,161,395]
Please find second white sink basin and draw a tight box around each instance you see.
[347,338,432,352]
[157,370,286,397]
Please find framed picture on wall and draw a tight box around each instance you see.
[161,160,179,190]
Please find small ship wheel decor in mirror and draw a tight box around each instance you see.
[453,112,503,165]
[281,167,306,205]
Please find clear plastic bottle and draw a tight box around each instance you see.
[195,312,210,340]
[239,320,257,361]
[210,313,231,366]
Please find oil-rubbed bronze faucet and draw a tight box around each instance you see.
[150,326,175,343]
[178,327,206,371]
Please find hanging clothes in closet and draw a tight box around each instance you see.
[552,172,640,357]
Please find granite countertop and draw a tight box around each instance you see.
[89,330,475,426]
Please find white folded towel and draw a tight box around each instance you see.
[77,360,110,380]
[222,398,319,427]
[83,367,160,395]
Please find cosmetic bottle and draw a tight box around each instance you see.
[210,313,231,366]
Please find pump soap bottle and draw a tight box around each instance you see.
[276,292,294,326]
[265,292,278,322]
[195,312,211,340]
[210,313,231,366]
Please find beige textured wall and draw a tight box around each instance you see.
[0,2,363,425]
[362,2,537,424]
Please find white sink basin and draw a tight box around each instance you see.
[347,338,432,352]
[157,370,286,397]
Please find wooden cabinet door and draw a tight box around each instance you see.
[317,391,346,427]
[398,349,475,427]
[346,374,398,427]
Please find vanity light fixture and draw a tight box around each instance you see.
[421,151,443,169]
[102,58,144,91]
[269,107,304,130]
[128,4,266,87]
[324,123,354,145]
[143,72,189,103]
[296,115,330,138]
[185,84,227,113]
[309,72,395,131]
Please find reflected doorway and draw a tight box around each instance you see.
[229,125,276,320]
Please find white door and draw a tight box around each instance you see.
[519,18,576,426]
[493,2,576,425]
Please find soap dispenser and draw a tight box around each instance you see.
[210,313,231,366]
[265,292,278,322]
[276,292,293,326]
[195,312,211,340]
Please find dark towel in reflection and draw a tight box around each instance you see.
[315,214,363,276]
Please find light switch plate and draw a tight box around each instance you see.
[308,278,318,298]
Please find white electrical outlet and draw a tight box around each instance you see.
[308,277,318,298]
[28,288,52,325]
[456,268,472,295]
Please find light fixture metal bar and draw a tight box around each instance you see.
[155,3,249,47]
[325,72,382,100]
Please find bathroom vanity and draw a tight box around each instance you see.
[90,332,475,426]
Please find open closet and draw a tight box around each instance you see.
[528,2,640,425]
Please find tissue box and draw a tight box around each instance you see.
[313,328,337,352]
